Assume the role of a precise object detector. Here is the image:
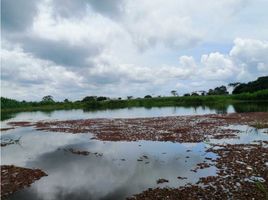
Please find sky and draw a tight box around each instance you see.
[1,0,268,101]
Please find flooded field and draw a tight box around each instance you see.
[1,105,268,199]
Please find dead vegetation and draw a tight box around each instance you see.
[1,165,47,198]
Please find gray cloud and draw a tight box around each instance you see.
[21,37,101,68]
[1,0,268,100]
[51,0,124,19]
[1,0,38,31]
[88,0,125,17]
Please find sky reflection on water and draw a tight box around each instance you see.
[2,127,217,200]
[1,105,268,200]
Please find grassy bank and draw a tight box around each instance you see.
[85,89,268,109]
[1,90,268,113]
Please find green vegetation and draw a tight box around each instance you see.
[255,181,268,200]
[233,89,268,100]
[1,76,268,117]
[207,86,228,95]
[1,90,268,113]
[233,76,268,94]
[1,97,84,112]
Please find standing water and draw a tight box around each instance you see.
[1,103,268,200]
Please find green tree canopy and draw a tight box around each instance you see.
[42,95,54,102]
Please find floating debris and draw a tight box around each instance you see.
[156,178,169,184]
[1,165,47,198]
[94,152,103,157]
[1,137,21,147]
[128,143,268,199]
[0,127,15,132]
[32,112,268,143]
[177,176,187,180]
[67,148,90,156]
[245,176,266,183]
[7,121,32,127]
[143,155,149,159]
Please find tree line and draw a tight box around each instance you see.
[1,76,267,110]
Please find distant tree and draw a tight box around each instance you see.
[127,96,133,100]
[232,76,268,94]
[216,86,228,95]
[64,99,69,103]
[118,97,122,100]
[207,86,228,95]
[144,95,152,98]
[200,91,206,96]
[82,96,96,102]
[1,97,22,109]
[96,96,108,101]
[42,95,54,102]
[171,90,178,96]
[191,92,199,96]
[184,93,190,96]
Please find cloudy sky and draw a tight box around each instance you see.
[1,0,268,101]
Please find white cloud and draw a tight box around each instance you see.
[1,45,87,100]
[173,38,268,83]
[199,52,237,80]
[1,0,268,100]
[2,37,268,100]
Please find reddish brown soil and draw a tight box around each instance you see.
[127,185,228,200]
[7,121,33,127]
[1,165,47,198]
[30,112,268,142]
[0,127,15,132]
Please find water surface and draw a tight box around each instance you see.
[1,103,268,200]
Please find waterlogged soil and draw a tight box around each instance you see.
[1,127,15,132]
[1,112,268,199]
[1,165,47,199]
[128,143,268,200]
[26,112,268,142]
